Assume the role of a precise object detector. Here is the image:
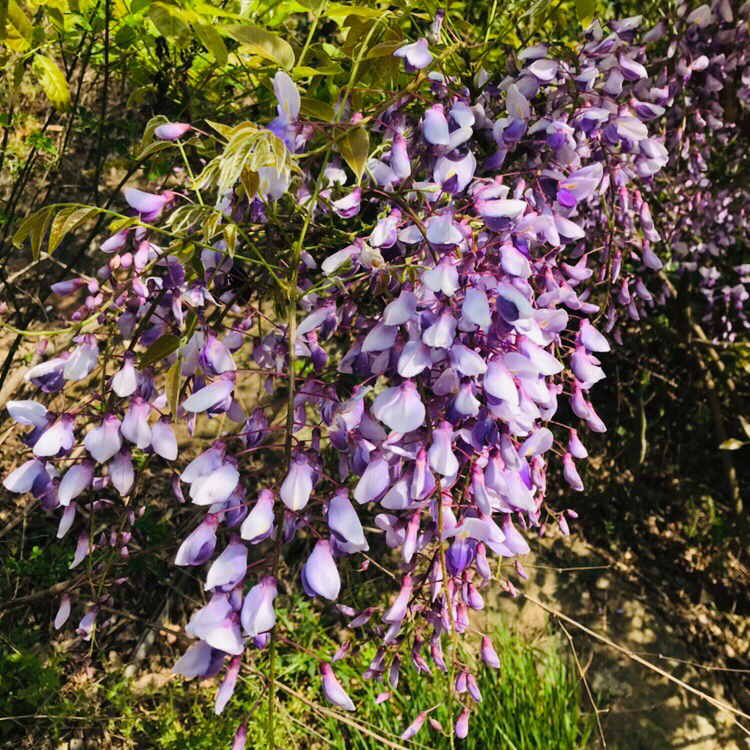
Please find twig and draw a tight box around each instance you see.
[557,619,607,748]
[246,667,414,750]
[524,593,750,724]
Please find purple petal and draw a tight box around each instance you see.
[83,414,122,463]
[302,539,340,600]
[321,663,355,710]
[58,461,94,506]
[371,381,425,434]
[241,575,277,636]
[190,464,240,505]
[240,490,275,543]
[151,417,178,460]
[204,538,248,591]
[154,122,191,141]
[280,454,314,511]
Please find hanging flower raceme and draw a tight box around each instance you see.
[3,5,748,742]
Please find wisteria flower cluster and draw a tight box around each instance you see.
[3,3,747,744]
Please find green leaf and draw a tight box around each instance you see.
[719,438,746,451]
[137,139,176,160]
[336,126,369,182]
[31,55,71,112]
[222,224,237,257]
[226,25,295,69]
[6,0,32,47]
[165,358,182,415]
[194,22,228,66]
[574,0,595,28]
[48,206,97,255]
[12,207,53,261]
[147,2,191,47]
[299,97,335,121]
[140,334,181,369]
[739,415,750,440]
[0,0,8,42]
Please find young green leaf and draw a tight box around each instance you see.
[32,55,71,112]
[226,25,295,69]
[140,334,181,369]
[194,22,228,66]
[165,358,182,415]
[336,126,369,182]
[574,0,595,28]
[48,206,98,255]
[147,2,191,47]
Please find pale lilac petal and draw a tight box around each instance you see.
[182,447,224,483]
[240,490,275,543]
[205,615,244,655]
[190,464,240,505]
[63,336,98,381]
[422,310,457,349]
[353,455,389,504]
[382,291,417,326]
[175,516,218,566]
[241,576,277,636]
[427,421,459,476]
[109,449,135,496]
[422,105,449,145]
[450,344,487,376]
[3,459,46,493]
[173,641,214,677]
[33,415,74,457]
[302,540,340,600]
[54,593,71,629]
[124,187,168,215]
[371,381,425,434]
[328,490,367,549]
[70,532,91,569]
[462,287,491,329]
[111,353,139,397]
[397,341,432,378]
[83,414,122,463]
[155,122,191,140]
[280,454,314,511]
[422,257,459,296]
[120,397,152,449]
[151,418,178,460]
[362,323,398,353]
[214,656,240,714]
[321,663,355,710]
[6,400,48,428]
[57,502,76,538]
[274,70,300,120]
[182,380,235,412]
[204,538,247,591]
[58,461,94,506]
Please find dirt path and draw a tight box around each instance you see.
[487,534,748,749]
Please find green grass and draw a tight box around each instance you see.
[0,595,593,749]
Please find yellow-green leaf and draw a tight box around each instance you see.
[336,126,369,182]
[226,25,295,69]
[574,0,595,28]
[147,2,191,47]
[48,206,97,255]
[165,358,182,415]
[719,438,746,451]
[194,22,228,66]
[300,97,335,121]
[12,206,53,261]
[6,0,32,47]
[140,334,181,369]
[32,54,71,112]
[222,224,237,257]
